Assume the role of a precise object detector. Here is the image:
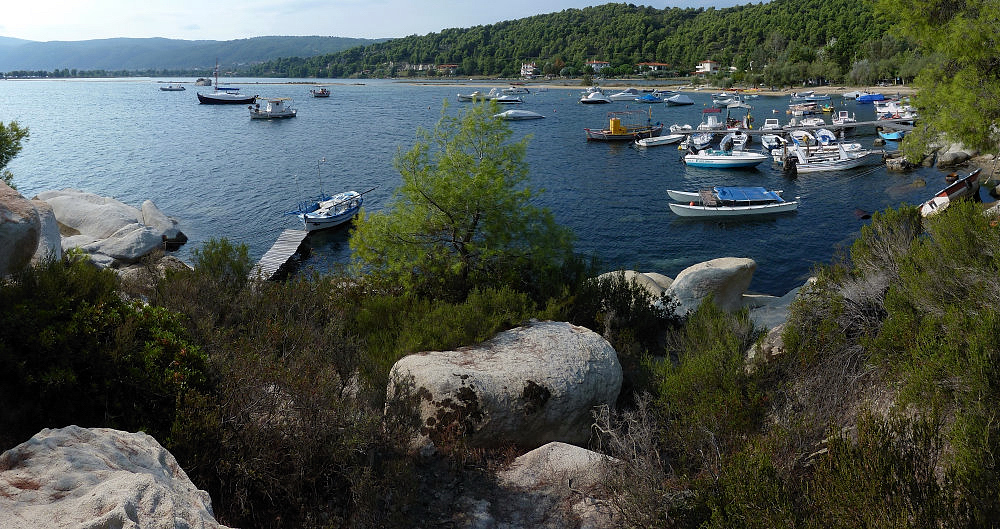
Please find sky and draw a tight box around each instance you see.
[1,0,759,42]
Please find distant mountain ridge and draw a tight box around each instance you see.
[0,36,387,72]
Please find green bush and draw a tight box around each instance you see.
[0,256,209,450]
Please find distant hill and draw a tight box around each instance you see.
[0,36,387,72]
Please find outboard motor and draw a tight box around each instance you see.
[783,155,798,178]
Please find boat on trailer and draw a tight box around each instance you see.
[667,186,798,217]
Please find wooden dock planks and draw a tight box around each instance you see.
[255,229,309,281]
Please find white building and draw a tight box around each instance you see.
[586,60,611,73]
[694,60,719,75]
[520,62,538,78]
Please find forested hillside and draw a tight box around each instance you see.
[0,35,386,73]
[246,0,896,83]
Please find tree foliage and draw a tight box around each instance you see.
[879,0,1000,155]
[0,120,28,188]
[245,0,893,82]
[350,100,573,300]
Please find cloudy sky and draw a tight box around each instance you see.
[1,0,759,42]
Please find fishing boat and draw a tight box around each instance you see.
[494,109,545,120]
[831,110,856,129]
[683,149,769,169]
[197,61,256,104]
[760,134,786,150]
[665,94,694,106]
[310,87,331,98]
[584,110,663,141]
[249,97,297,119]
[159,84,185,91]
[296,190,363,231]
[696,107,725,131]
[689,132,715,151]
[781,144,884,174]
[667,186,797,217]
[635,133,685,148]
[919,168,982,217]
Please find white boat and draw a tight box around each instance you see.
[665,94,694,106]
[669,123,693,134]
[760,133,785,150]
[309,87,331,98]
[919,168,982,217]
[197,60,256,105]
[502,85,530,94]
[608,88,642,101]
[492,94,524,104]
[494,109,544,120]
[719,131,749,151]
[798,117,826,127]
[831,110,856,129]
[297,190,363,231]
[457,90,487,102]
[690,132,714,150]
[667,186,797,217]
[684,149,769,169]
[159,84,185,91]
[249,97,297,119]
[760,118,782,131]
[635,133,685,148]
[782,144,884,174]
[580,91,612,104]
[696,108,725,131]
[789,91,815,100]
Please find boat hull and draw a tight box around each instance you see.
[788,151,883,173]
[684,151,768,168]
[635,134,684,147]
[585,124,663,141]
[669,201,798,217]
[198,92,257,104]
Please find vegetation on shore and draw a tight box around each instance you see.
[3,2,1000,527]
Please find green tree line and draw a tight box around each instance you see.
[244,0,902,85]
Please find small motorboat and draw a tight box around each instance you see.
[665,94,694,106]
[683,149,769,169]
[310,87,330,98]
[457,90,488,102]
[689,132,714,150]
[491,94,524,104]
[635,133,685,148]
[296,190,363,231]
[608,88,642,101]
[760,134,785,150]
[585,110,662,141]
[878,129,905,141]
[494,109,544,120]
[580,91,612,104]
[635,93,663,104]
[919,168,982,217]
[667,186,797,217]
[249,98,297,119]
[159,84,185,91]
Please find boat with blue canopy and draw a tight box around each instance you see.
[667,186,798,217]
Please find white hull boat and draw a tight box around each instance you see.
[608,88,642,101]
[684,149,768,169]
[249,97,297,119]
[580,92,612,104]
[635,133,685,147]
[495,109,544,120]
[297,190,363,231]
[668,186,797,217]
[782,145,884,174]
[665,94,694,106]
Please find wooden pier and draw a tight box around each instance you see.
[255,229,309,281]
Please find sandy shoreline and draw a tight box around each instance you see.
[402,79,917,97]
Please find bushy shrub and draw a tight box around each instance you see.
[0,256,209,450]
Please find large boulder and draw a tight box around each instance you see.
[389,321,622,451]
[596,270,672,298]
[0,425,232,529]
[0,181,40,275]
[30,199,62,263]
[34,188,184,266]
[666,257,757,315]
[937,143,976,168]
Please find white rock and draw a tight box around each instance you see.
[666,257,756,315]
[35,188,142,239]
[82,223,163,262]
[0,182,40,275]
[29,199,62,263]
[141,199,181,239]
[389,321,622,450]
[0,425,232,529]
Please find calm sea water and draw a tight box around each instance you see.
[0,78,973,295]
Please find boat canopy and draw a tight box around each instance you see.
[715,186,782,203]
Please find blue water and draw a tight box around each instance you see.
[0,78,968,295]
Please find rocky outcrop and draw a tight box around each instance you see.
[34,188,185,267]
[0,182,40,275]
[666,257,757,315]
[389,321,621,451]
[596,270,672,298]
[936,142,977,168]
[0,425,231,529]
